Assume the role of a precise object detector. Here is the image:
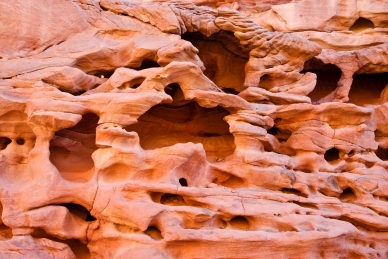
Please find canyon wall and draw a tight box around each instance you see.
[1,0,388,258]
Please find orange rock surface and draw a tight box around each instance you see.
[1,0,388,258]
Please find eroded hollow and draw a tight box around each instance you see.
[303,58,342,102]
[49,113,99,182]
[30,228,91,259]
[339,188,357,202]
[182,31,248,93]
[151,193,188,206]
[267,126,292,143]
[179,178,188,187]
[324,148,340,162]
[281,188,308,198]
[375,147,388,161]
[0,137,12,150]
[60,203,96,222]
[144,226,163,240]
[229,216,249,230]
[348,73,388,105]
[125,101,235,162]
[349,17,375,32]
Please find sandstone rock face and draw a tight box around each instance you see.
[1,0,388,258]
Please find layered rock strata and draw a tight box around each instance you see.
[1,0,388,258]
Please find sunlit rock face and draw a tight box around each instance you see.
[1,0,388,258]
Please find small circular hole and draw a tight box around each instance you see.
[179,178,188,187]
[16,139,25,145]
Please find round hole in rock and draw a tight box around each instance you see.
[16,139,25,145]
[230,216,249,230]
[0,137,12,150]
[164,83,181,98]
[144,226,163,240]
[348,150,355,157]
[324,148,340,162]
[339,188,356,202]
[60,203,96,222]
[349,17,375,32]
[179,178,188,187]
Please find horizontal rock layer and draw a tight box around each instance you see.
[0,0,388,258]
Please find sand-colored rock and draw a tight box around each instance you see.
[1,0,388,258]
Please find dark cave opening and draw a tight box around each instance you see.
[179,178,188,187]
[229,216,249,230]
[182,31,249,93]
[60,203,96,222]
[49,113,99,182]
[324,148,340,162]
[375,146,388,161]
[339,188,356,202]
[125,95,235,162]
[349,17,375,32]
[267,126,292,143]
[0,137,12,150]
[303,58,342,102]
[348,73,388,105]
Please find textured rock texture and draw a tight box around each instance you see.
[1,0,388,258]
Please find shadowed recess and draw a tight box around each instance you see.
[303,58,342,102]
[182,31,248,92]
[49,113,99,182]
[60,203,96,222]
[348,73,388,105]
[349,17,375,32]
[30,228,91,259]
[144,226,163,240]
[229,216,249,230]
[339,188,356,202]
[125,100,235,162]
[324,148,340,162]
[0,137,12,150]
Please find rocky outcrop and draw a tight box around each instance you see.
[1,0,388,258]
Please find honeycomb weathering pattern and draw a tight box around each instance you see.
[1,0,388,258]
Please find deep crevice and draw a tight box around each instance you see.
[60,203,96,222]
[375,147,388,161]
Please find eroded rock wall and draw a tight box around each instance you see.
[1,0,388,258]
